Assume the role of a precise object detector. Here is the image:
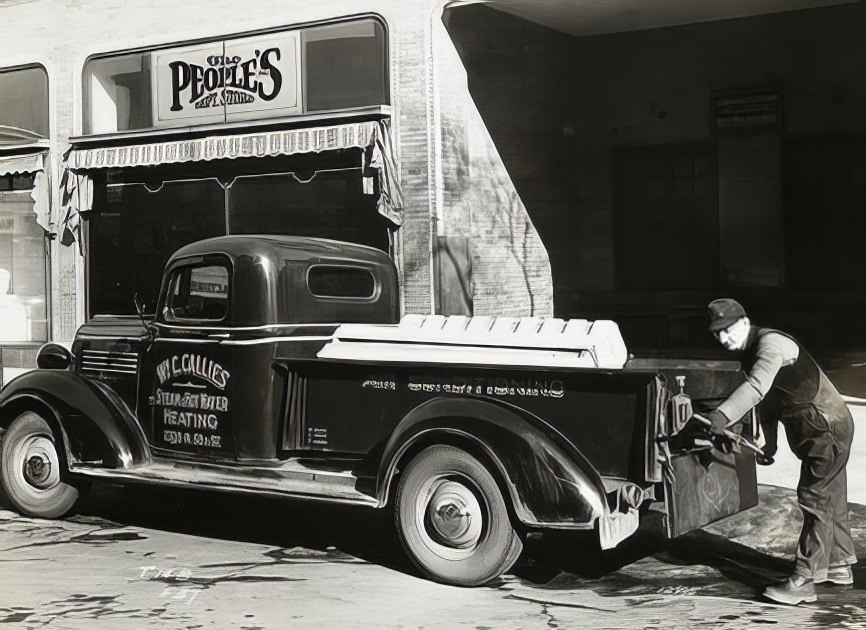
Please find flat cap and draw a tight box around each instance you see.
[707,298,747,332]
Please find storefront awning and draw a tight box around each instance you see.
[0,152,44,177]
[0,151,50,232]
[60,119,404,249]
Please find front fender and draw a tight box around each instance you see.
[377,396,607,529]
[0,370,150,468]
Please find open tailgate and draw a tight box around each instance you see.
[663,444,758,537]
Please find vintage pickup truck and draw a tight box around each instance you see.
[0,235,757,586]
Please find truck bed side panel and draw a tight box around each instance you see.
[283,361,657,482]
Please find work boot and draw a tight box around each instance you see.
[816,565,853,586]
[763,575,817,605]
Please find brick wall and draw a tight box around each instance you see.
[435,13,552,316]
[390,2,434,315]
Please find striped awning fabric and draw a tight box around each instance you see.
[59,119,404,249]
[0,151,43,177]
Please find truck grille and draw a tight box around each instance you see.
[80,349,140,375]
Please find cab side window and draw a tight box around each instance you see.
[164,264,229,322]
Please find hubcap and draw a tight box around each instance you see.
[19,436,60,490]
[425,479,483,549]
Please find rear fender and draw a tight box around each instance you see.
[377,396,607,529]
[0,370,150,468]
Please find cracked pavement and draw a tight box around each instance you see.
[0,483,864,629]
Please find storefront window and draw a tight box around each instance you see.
[88,178,225,315]
[83,17,388,135]
[613,144,719,290]
[0,66,48,144]
[229,169,389,248]
[83,52,153,134]
[0,174,48,342]
[303,20,388,112]
[88,158,390,317]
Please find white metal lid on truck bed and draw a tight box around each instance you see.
[317,314,628,369]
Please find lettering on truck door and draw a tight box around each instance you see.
[145,259,236,458]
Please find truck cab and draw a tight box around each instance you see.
[137,235,396,462]
[0,235,758,587]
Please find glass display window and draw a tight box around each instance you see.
[0,173,48,342]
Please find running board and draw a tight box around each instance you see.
[69,458,379,507]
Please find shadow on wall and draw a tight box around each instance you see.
[438,7,553,317]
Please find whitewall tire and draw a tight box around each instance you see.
[1,412,81,518]
[395,444,522,586]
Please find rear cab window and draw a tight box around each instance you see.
[163,259,230,323]
[307,264,377,300]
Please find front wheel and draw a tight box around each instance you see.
[1,412,82,518]
[394,444,523,586]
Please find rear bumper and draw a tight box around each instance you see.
[598,481,656,549]
[599,506,641,550]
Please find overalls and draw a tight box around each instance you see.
[747,328,857,580]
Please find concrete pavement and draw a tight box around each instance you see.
[0,484,864,629]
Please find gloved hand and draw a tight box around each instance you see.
[756,442,776,466]
[754,424,766,450]
[711,433,734,454]
[707,409,730,436]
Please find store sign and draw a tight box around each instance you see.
[152,33,301,126]
[712,87,783,134]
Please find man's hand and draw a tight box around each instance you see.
[756,442,776,466]
[707,409,729,435]
[755,424,766,450]
[710,433,735,454]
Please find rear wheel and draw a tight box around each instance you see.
[1,412,82,518]
[394,444,523,586]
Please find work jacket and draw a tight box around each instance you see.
[717,326,851,458]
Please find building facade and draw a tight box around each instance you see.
[0,0,553,383]
[3,0,865,385]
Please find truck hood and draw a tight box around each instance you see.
[76,315,150,340]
